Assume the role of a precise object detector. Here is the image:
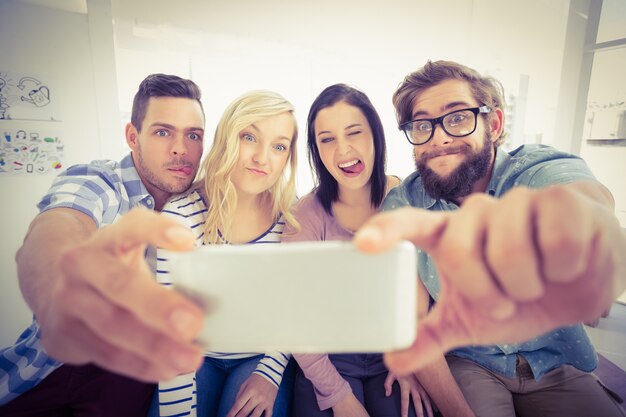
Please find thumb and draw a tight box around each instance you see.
[384,315,449,374]
[383,371,394,396]
[384,299,471,374]
[98,207,196,253]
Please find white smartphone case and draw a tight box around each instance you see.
[168,240,417,353]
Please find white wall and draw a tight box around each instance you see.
[580,46,626,226]
[110,0,573,194]
[0,1,116,347]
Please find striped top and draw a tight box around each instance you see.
[0,154,156,406]
[156,189,290,417]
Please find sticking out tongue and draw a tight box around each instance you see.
[172,166,193,175]
[340,160,364,174]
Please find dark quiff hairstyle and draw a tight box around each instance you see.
[307,83,388,214]
[131,73,204,131]
[393,60,507,146]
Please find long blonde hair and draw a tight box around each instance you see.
[196,90,299,244]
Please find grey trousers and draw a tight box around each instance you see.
[446,354,625,417]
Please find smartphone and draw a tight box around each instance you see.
[168,240,417,353]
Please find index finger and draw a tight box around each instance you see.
[226,395,251,417]
[354,207,448,253]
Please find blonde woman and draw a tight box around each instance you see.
[150,90,299,417]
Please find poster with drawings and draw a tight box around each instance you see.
[1,129,64,174]
[0,71,61,121]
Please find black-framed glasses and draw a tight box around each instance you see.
[399,105,491,145]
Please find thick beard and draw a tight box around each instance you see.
[415,133,494,202]
[136,143,193,195]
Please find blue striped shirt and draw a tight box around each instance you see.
[382,144,599,380]
[0,154,155,406]
[156,190,290,417]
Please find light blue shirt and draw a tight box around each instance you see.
[0,154,155,406]
[382,144,599,380]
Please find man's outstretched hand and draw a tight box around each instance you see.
[354,186,626,374]
[22,208,205,381]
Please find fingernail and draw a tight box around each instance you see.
[355,225,382,244]
[170,308,200,338]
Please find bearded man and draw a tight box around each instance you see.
[362,60,626,417]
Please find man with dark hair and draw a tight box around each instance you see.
[0,74,207,416]
[355,60,626,416]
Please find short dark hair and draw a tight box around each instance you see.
[393,60,507,146]
[307,83,387,213]
[131,73,204,131]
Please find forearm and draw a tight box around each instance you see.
[415,356,474,417]
[16,208,96,318]
[294,353,351,410]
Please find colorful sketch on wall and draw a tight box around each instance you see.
[0,71,61,121]
[0,129,64,174]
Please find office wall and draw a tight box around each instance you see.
[111,0,579,197]
[0,1,115,347]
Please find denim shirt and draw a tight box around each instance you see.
[382,144,599,380]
